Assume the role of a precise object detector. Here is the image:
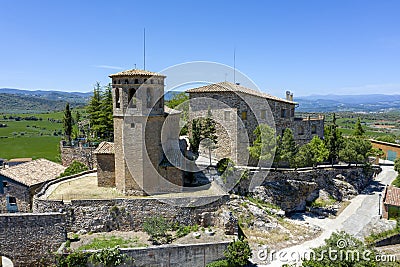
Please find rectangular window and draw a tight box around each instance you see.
[311,125,317,134]
[224,111,231,121]
[291,108,295,117]
[241,111,247,120]
[146,89,153,108]
[261,110,266,119]
[2,181,8,188]
[281,108,287,118]
[128,89,136,108]
[8,196,16,204]
[115,89,120,108]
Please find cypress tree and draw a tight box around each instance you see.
[63,103,73,144]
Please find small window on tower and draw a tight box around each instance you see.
[150,79,154,84]
[134,79,139,84]
[115,89,120,108]
[146,89,152,108]
[128,89,136,108]
[124,79,129,84]
[144,78,147,84]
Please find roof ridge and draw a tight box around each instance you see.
[186,81,296,104]
[109,69,166,78]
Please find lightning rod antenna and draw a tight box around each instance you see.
[233,47,236,84]
[143,28,146,70]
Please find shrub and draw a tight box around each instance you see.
[89,247,132,267]
[56,251,89,267]
[59,161,88,178]
[206,259,230,267]
[224,238,252,267]
[142,216,172,245]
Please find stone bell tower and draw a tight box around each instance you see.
[110,69,168,195]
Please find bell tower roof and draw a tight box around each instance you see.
[109,69,166,78]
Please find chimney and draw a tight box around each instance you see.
[290,93,293,102]
[286,91,290,100]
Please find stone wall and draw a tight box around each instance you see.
[0,213,66,266]
[232,165,380,213]
[60,142,97,169]
[117,241,229,267]
[96,153,115,187]
[33,195,230,233]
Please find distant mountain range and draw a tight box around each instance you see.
[0,88,91,113]
[1,88,400,113]
[295,94,400,112]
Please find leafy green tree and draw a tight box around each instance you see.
[295,136,328,167]
[339,137,372,164]
[59,160,88,178]
[277,128,297,167]
[395,158,400,173]
[202,108,218,166]
[189,118,202,154]
[86,82,113,141]
[302,231,379,267]
[325,113,342,164]
[75,110,81,124]
[353,117,365,137]
[224,238,252,267]
[166,92,189,109]
[63,103,73,144]
[98,84,114,140]
[248,124,276,163]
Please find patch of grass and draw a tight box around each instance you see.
[78,235,146,250]
[246,196,280,211]
[175,224,199,238]
[311,196,336,208]
[0,136,61,162]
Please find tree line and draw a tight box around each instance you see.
[249,115,377,168]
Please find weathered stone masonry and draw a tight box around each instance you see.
[0,213,66,266]
[33,195,230,233]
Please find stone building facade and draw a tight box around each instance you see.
[187,82,324,165]
[0,159,66,213]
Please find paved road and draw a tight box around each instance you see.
[260,165,397,266]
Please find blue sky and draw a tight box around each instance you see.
[1,0,400,97]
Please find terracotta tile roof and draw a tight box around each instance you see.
[384,186,400,206]
[0,158,66,187]
[109,69,166,78]
[94,141,115,154]
[186,81,296,104]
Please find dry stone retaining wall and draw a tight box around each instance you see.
[0,213,66,266]
[33,195,230,233]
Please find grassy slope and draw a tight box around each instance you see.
[0,111,82,162]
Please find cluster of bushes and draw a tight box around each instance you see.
[58,161,88,178]
[142,216,202,245]
[56,247,132,267]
